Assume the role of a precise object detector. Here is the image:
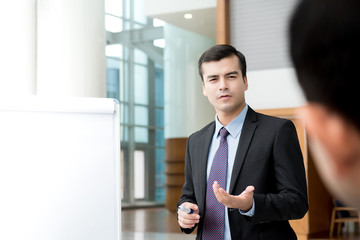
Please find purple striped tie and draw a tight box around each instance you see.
[202,127,229,240]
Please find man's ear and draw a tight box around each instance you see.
[244,76,248,91]
[297,103,330,140]
[298,103,357,176]
[202,81,207,97]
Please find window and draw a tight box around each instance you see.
[105,0,165,207]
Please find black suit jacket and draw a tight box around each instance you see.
[178,107,308,240]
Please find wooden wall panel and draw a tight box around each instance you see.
[165,138,188,212]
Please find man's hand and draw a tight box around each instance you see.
[177,202,200,229]
[213,181,255,211]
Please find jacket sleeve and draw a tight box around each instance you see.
[251,120,308,223]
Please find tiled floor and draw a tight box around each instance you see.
[121,232,195,240]
[121,207,359,240]
[121,207,195,239]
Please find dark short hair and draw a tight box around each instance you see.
[198,44,247,81]
[289,0,360,131]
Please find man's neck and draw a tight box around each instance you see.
[217,104,246,126]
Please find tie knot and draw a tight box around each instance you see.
[219,127,229,139]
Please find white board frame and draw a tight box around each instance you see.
[0,97,121,240]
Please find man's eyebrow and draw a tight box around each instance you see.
[206,74,218,79]
[225,71,239,76]
[206,71,239,79]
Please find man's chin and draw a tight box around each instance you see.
[334,180,360,209]
[324,170,360,209]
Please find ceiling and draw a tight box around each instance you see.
[151,7,216,39]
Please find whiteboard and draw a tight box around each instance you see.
[0,97,121,240]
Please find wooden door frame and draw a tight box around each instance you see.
[216,0,230,44]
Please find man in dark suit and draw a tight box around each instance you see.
[177,44,308,239]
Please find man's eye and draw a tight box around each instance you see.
[228,75,236,79]
[209,78,217,81]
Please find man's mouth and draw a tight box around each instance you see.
[219,94,231,99]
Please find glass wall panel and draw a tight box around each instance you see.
[121,125,128,142]
[155,66,164,106]
[106,57,120,100]
[133,0,146,24]
[134,23,145,30]
[134,105,148,126]
[134,48,148,65]
[124,0,131,20]
[106,44,123,58]
[153,39,165,48]
[134,65,148,105]
[106,68,119,99]
[120,147,129,202]
[105,0,123,17]
[105,14,123,33]
[155,129,164,147]
[155,148,165,202]
[123,20,131,31]
[105,0,165,207]
[134,127,148,143]
[153,18,165,27]
[121,61,129,102]
[121,103,129,124]
[155,109,164,127]
[134,150,145,199]
[119,59,125,102]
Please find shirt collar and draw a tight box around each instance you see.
[215,104,248,138]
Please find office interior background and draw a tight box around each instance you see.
[1,0,358,239]
[107,0,306,208]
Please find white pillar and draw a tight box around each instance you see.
[0,0,37,96]
[164,24,216,138]
[37,0,106,97]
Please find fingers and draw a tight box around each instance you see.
[245,185,255,193]
[213,181,231,203]
[177,202,200,229]
[241,185,255,197]
[212,182,255,210]
[181,202,199,214]
[238,185,255,201]
[178,215,199,229]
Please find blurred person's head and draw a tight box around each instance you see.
[290,0,360,208]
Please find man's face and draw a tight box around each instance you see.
[298,104,360,208]
[201,55,248,119]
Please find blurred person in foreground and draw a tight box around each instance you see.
[290,0,360,208]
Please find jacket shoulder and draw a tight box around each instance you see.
[188,121,214,141]
[254,110,293,128]
[245,108,296,136]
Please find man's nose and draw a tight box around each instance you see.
[219,78,228,90]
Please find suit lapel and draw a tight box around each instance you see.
[229,107,258,194]
[198,122,215,211]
